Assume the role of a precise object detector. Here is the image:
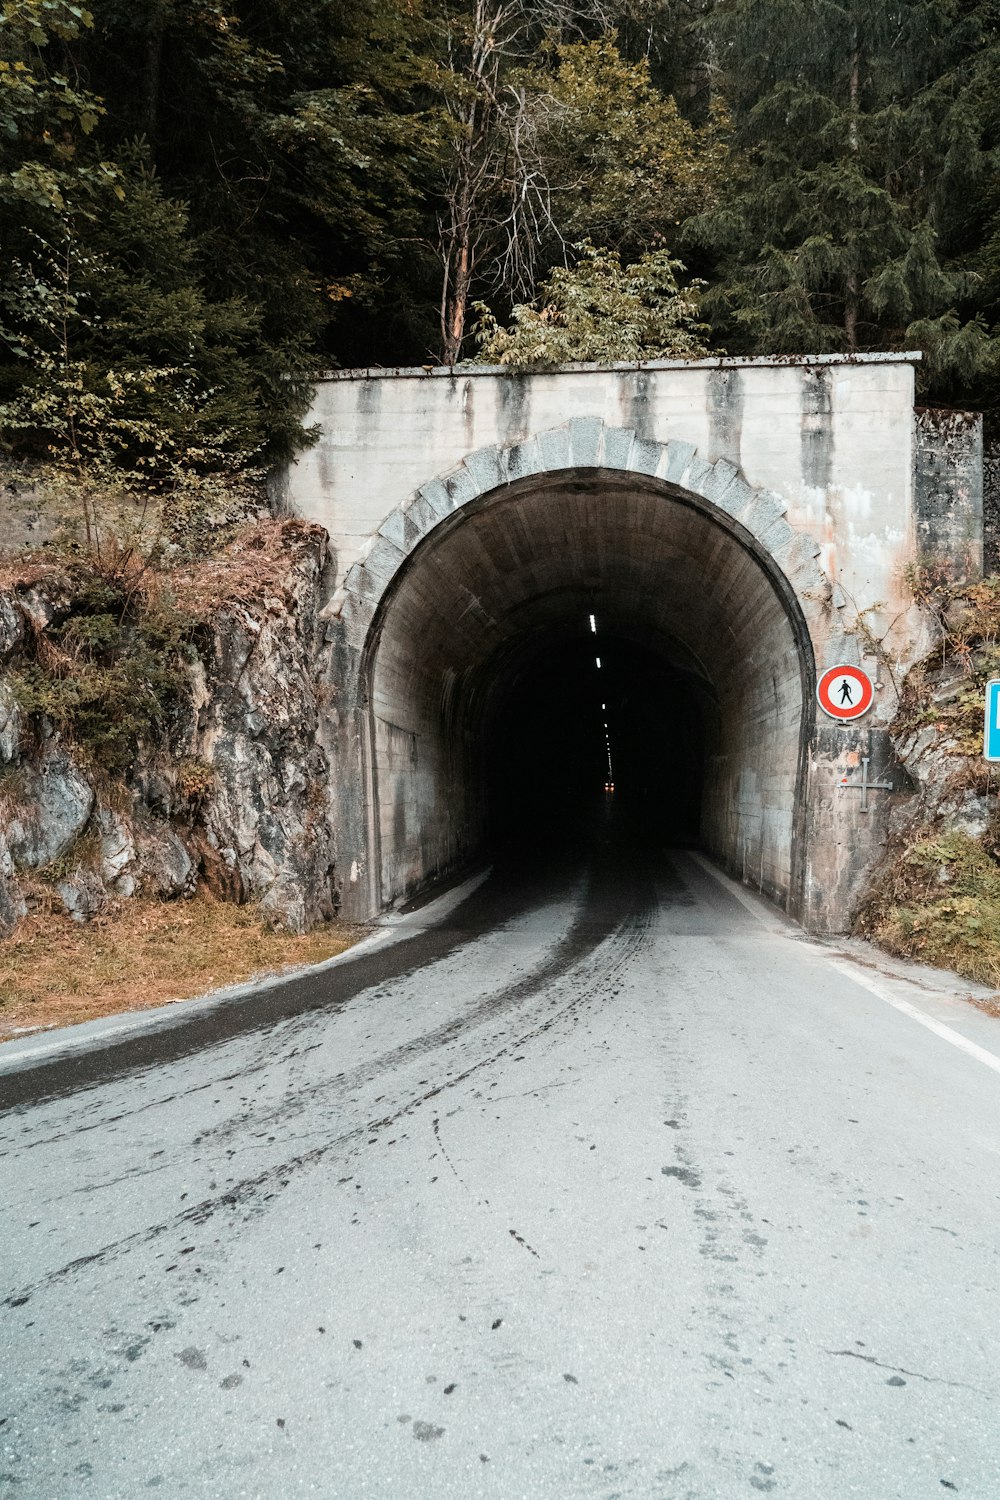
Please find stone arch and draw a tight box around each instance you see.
[335,417,832,650]
[329,417,833,927]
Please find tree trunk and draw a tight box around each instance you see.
[845,25,860,349]
[844,271,858,351]
[442,234,473,365]
[144,23,164,151]
[440,121,478,365]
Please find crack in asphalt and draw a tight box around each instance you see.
[825,1348,994,1398]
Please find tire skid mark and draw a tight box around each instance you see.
[0,864,581,1118]
[3,891,583,1154]
[2,886,655,1311]
[180,875,622,1152]
[431,1115,468,1192]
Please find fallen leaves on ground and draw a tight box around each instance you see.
[0,893,365,1040]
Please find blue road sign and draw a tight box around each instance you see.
[985,679,1000,761]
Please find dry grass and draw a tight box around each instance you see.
[0,555,71,593]
[855,830,1000,990]
[163,518,327,618]
[0,893,366,1040]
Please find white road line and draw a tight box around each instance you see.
[684,849,791,931]
[688,848,1000,1079]
[825,959,1000,1078]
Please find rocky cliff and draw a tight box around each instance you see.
[855,575,1000,983]
[0,519,339,937]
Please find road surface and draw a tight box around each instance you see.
[2,848,999,1499]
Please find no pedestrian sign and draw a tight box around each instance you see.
[817,664,874,721]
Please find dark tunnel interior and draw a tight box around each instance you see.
[485,634,713,858]
[364,471,807,917]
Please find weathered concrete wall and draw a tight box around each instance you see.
[282,355,983,934]
[292,355,929,651]
[914,409,983,581]
[980,436,1000,574]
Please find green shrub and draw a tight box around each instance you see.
[857,831,1000,986]
[9,563,194,773]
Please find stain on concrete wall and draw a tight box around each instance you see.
[356,377,382,429]
[800,367,833,493]
[619,370,656,439]
[496,374,531,447]
[914,408,983,582]
[707,368,743,469]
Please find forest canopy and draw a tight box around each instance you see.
[2,0,999,472]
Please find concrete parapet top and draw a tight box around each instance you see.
[318,351,924,383]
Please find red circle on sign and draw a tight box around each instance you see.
[817,664,874,721]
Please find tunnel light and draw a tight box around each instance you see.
[595,657,601,669]
[589,613,597,634]
[602,702,606,710]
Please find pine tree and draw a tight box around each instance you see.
[687,0,996,387]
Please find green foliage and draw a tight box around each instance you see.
[9,559,194,772]
[82,0,440,378]
[857,831,1000,987]
[687,0,999,393]
[473,241,710,367]
[0,161,273,475]
[0,0,121,215]
[536,39,726,259]
[7,0,1000,452]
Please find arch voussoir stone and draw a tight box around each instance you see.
[339,418,830,635]
[656,439,693,486]
[463,445,506,492]
[568,415,603,467]
[417,477,453,519]
[599,425,636,471]
[627,436,663,477]
[505,435,543,482]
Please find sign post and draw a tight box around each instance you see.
[984,679,1000,762]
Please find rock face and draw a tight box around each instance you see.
[5,744,95,868]
[893,719,992,840]
[0,829,26,937]
[889,648,994,844]
[182,527,337,930]
[0,520,338,933]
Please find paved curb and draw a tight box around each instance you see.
[0,868,491,1075]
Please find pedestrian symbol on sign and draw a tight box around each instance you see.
[839,680,854,706]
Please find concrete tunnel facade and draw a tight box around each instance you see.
[283,356,984,933]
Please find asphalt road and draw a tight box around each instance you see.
[2,847,1000,1500]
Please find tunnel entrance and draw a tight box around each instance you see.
[486,634,711,858]
[362,468,814,919]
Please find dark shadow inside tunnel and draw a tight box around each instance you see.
[361,469,811,921]
[485,635,712,857]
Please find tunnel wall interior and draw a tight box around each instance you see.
[365,472,810,913]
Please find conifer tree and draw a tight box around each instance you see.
[688,0,996,386]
